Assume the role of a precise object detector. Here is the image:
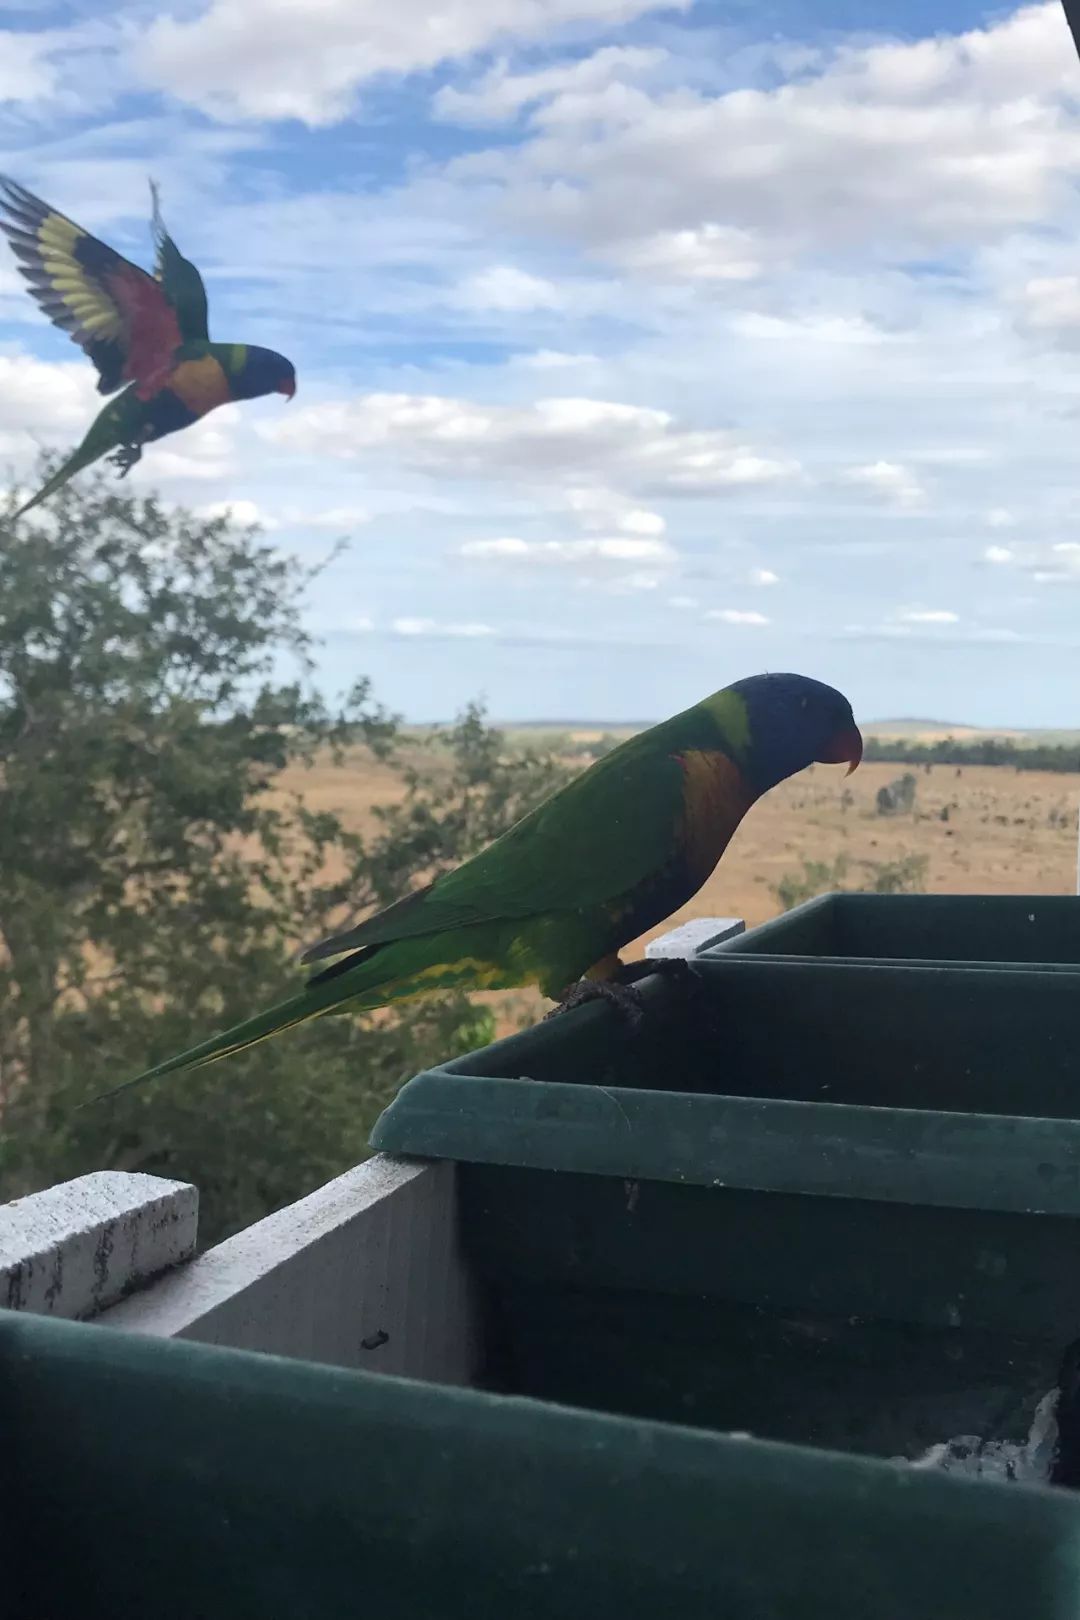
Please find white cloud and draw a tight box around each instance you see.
[519,349,600,369]
[137,0,684,125]
[564,485,666,534]
[460,534,674,564]
[730,312,894,345]
[705,608,770,626]
[262,391,798,495]
[0,353,99,438]
[288,505,372,530]
[392,615,496,637]
[126,414,238,487]
[196,498,275,528]
[453,265,564,312]
[458,537,530,558]
[897,608,960,624]
[141,445,232,482]
[434,44,665,126]
[1016,275,1080,345]
[619,507,666,536]
[840,620,1025,645]
[843,460,926,509]
[985,539,1080,582]
[10,6,1080,728]
[0,352,244,499]
[616,224,761,283]
[0,32,58,103]
[197,499,369,534]
[449,2,1080,276]
[393,617,437,636]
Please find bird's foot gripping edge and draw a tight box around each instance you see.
[543,956,703,1028]
[107,442,144,478]
[544,976,647,1029]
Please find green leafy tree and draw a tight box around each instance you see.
[864,853,928,894]
[875,773,918,816]
[0,468,572,1242]
[772,856,850,912]
[772,852,927,911]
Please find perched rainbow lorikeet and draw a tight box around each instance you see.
[102,672,861,1099]
[0,176,296,517]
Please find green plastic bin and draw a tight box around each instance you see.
[712,892,1080,966]
[373,1076,1080,1462]
[371,947,1080,1465]
[5,1311,1080,1620]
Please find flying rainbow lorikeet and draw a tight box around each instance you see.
[0,176,296,517]
[101,672,862,1099]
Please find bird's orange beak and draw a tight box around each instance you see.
[816,723,863,776]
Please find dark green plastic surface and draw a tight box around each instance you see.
[374,1071,1080,1210]
[713,892,1080,965]
[369,910,1080,1469]
[373,1069,1080,1462]
[5,1310,1080,1620]
[462,1163,1079,1456]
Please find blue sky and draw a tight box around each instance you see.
[4,0,1080,725]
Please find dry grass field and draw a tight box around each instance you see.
[275,739,1080,1034]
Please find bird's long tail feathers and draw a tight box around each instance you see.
[88,950,381,1107]
[90,922,527,1108]
[12,439,107,519]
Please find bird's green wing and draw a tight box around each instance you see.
[302,737,693,965]
[0,175,183,398]
[150,180,209,344]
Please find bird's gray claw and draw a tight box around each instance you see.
[544,978,646,1030]
[108,443,143,478]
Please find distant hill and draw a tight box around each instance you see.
[868,720,1080,746]
[470,716,1080,750]
[865,717,972,734]
[865,718,985,741]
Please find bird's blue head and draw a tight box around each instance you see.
[728,672,862,795]
[231,344,296,403]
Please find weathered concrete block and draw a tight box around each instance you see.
[0,1171,198,1319]
[646,917,745,958]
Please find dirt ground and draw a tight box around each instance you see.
[276,749,1079,1033]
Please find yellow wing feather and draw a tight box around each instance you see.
[0,175,181,396]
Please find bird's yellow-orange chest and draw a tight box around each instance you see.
[168,355,232,415]
[676,749,756,883]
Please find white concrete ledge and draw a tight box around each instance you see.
[0,1171,198,1319]
[646,917,745,958]
[102,1155,480,1385]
